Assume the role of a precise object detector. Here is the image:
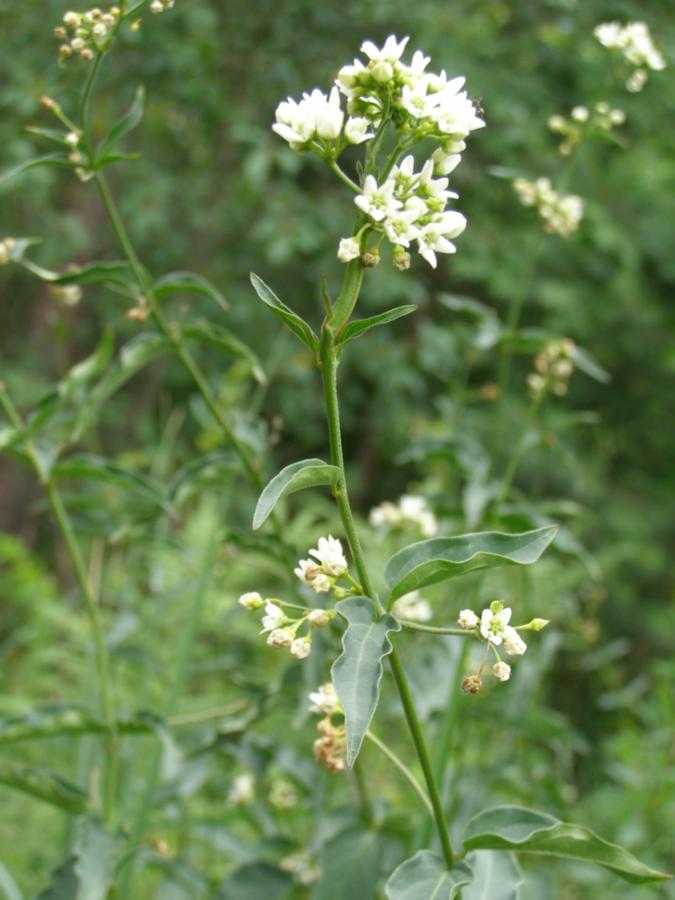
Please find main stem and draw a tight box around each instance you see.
[320,338,454,865]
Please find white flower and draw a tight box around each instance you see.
[457,609,479,629]
[228,772,255,805]
[480,605,513,645]
[502,627,527,656]
[311,87,344,140]
[492,661,512,682]
[361,34,409,65]
[337,237,361,262]
[432,148,462,176]
[571,105,589,122]
[393,591,433,622]
[261,600,286,632]
[294,558,322,585]
[307,608,333,627]
[383,209,421,247]
[273,96,317,147]
[310,573,333,593]
[239,591,264,611]
[594,21,665,72]
[416,212,467,268]
[290,636,312,659]
[355,175,401,222]
[369,500,400,527]
[267,627,295,648]
[309,682,342,716]
[336,59,368,95]
[309,536,348,577]
[344,116,374,144]
[626,69,647,92]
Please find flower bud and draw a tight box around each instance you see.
[238,591,264,611]
[457,609,478,629]
[371,61,393,82]
[65,132,80,147]
[461,674,482,694]
[528,618,550,632]
[267,627,295,649]
[63,11,80,27]
[344,116,372,144]
[290,636,312,659]
[307,608,334,628]
[492,661,511,682]
[392,246,411,271]
[361,250,380,268]
[337,237,360,262]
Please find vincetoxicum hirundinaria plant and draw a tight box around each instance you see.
[0,5,672,896]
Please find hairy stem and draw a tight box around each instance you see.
[320,335,455,865]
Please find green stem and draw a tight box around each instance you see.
[351,758,374,825]
[399,620,472,637]
[320,334,454,865]
[496,385,545,508]
[366,730,433,816]
[327,159,360,193]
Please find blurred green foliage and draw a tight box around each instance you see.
[1,0,674,897]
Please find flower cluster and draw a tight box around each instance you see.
[458,601,549,688]
[238,591,336,661]
[55,7,121,60]
[279,851,321,887]
[370,494,438,537]
[309,683,346,773]
[0,238,15,266]
[513,177,584,237]
[271,35,483,270]
[594,21,666,91]
[548,102,625,156]
[392,590,432,623]
[150,0,175,12]
[527,339,576,398]
[294,535,350,594]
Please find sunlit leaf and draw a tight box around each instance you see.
[252,458,340,530]
[338,305,417,348]
[332,596,400,766]
[385,527,558,600]
[462,806,671,884]
[385,851,473,899]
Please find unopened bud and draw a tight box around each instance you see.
[238,591,264,611]
[307,608,334,628]
[528,618,550,632]
[361,250,380,268]
[462,674,482,694]
[392,246,411,271]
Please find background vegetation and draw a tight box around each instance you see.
[1,0,673,897]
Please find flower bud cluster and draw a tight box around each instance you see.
[548,102,625,156]
[527,338,576,398]
[594,21,665,92]
[0,238,15,266]
[294,535,350,594]
[56,7,121,60]
[150,0,175,12]
[392,590,432,623]
[370,493,438,537]
[280,851,322,887]
[309,683,346,773]
[513,177,584,237]
[272,35,483,270]
[457,601,549,688]
[238,592,336,661]
[268,778,298,810]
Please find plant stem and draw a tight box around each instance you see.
[399,621,472,637]
[496,386,545,509]
[319,336,455,865]
[366,730,433,816]
[327,159,360,193]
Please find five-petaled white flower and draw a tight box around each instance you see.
[261,600,286,633]
[492,661,512,682]
[355,175,402,222]
[308,536,348,576]
[480,605,513,645]
[309,682,342,716]
[290,636,312,659]
[503,629,527,656]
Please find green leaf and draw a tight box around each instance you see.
[53,454,170,510]
[385,526,557,600]
[119,332,171,371]
[462,852,523,900]
[0,154,73,185]
[0,706,102,745]
[385,851,473,899]
[218,863,290,900]
[0,760,88,814]
[315,828,381,900]
[462,805,671,885]
[96,85,145,159]
[181,322,266,384]
[0,861,24,900]
[252,458,340,530]
[331,596,401,766]
[570,345,610,383]
[59,330,115,401]
[3,237,41,263]
[154,271,229,315]
[72,817,117,900]
[53,261,137,290]
[25,127,69,147]
[36,859,79,900]
[250,272,319,353]
[338,305,417,347]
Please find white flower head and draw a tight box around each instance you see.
[502,627,527,656]
[458,609,479,629]
[309,682,342,716]
[393,591,433,622]
[261,600,286,632]
[239,591,264,611]
[384,209,421,247]
[479,604,512,645]
[492,661,512,682]
[290,636,312,659]
[267,627,295,649]
[355,175,402,222]
[337,237,361,262]
[309,536,348,577]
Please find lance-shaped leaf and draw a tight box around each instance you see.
[462,852,523,900]
[0,706,158,746]
[250,272,319,353]
[385,526,557,600]
[154,271,229,315]
[0,154,73,185]
[331,596,401,766]
[58,330,115,401]
[463,806,671,885]
[53,454,170,511]
[385,851,473,899]
[252,458,340,530]
[96,85,145,159]
[337,305,417,348]
[182,322,266,384]
[0,761,88,814]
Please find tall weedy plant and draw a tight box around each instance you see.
[0,4,670,897]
